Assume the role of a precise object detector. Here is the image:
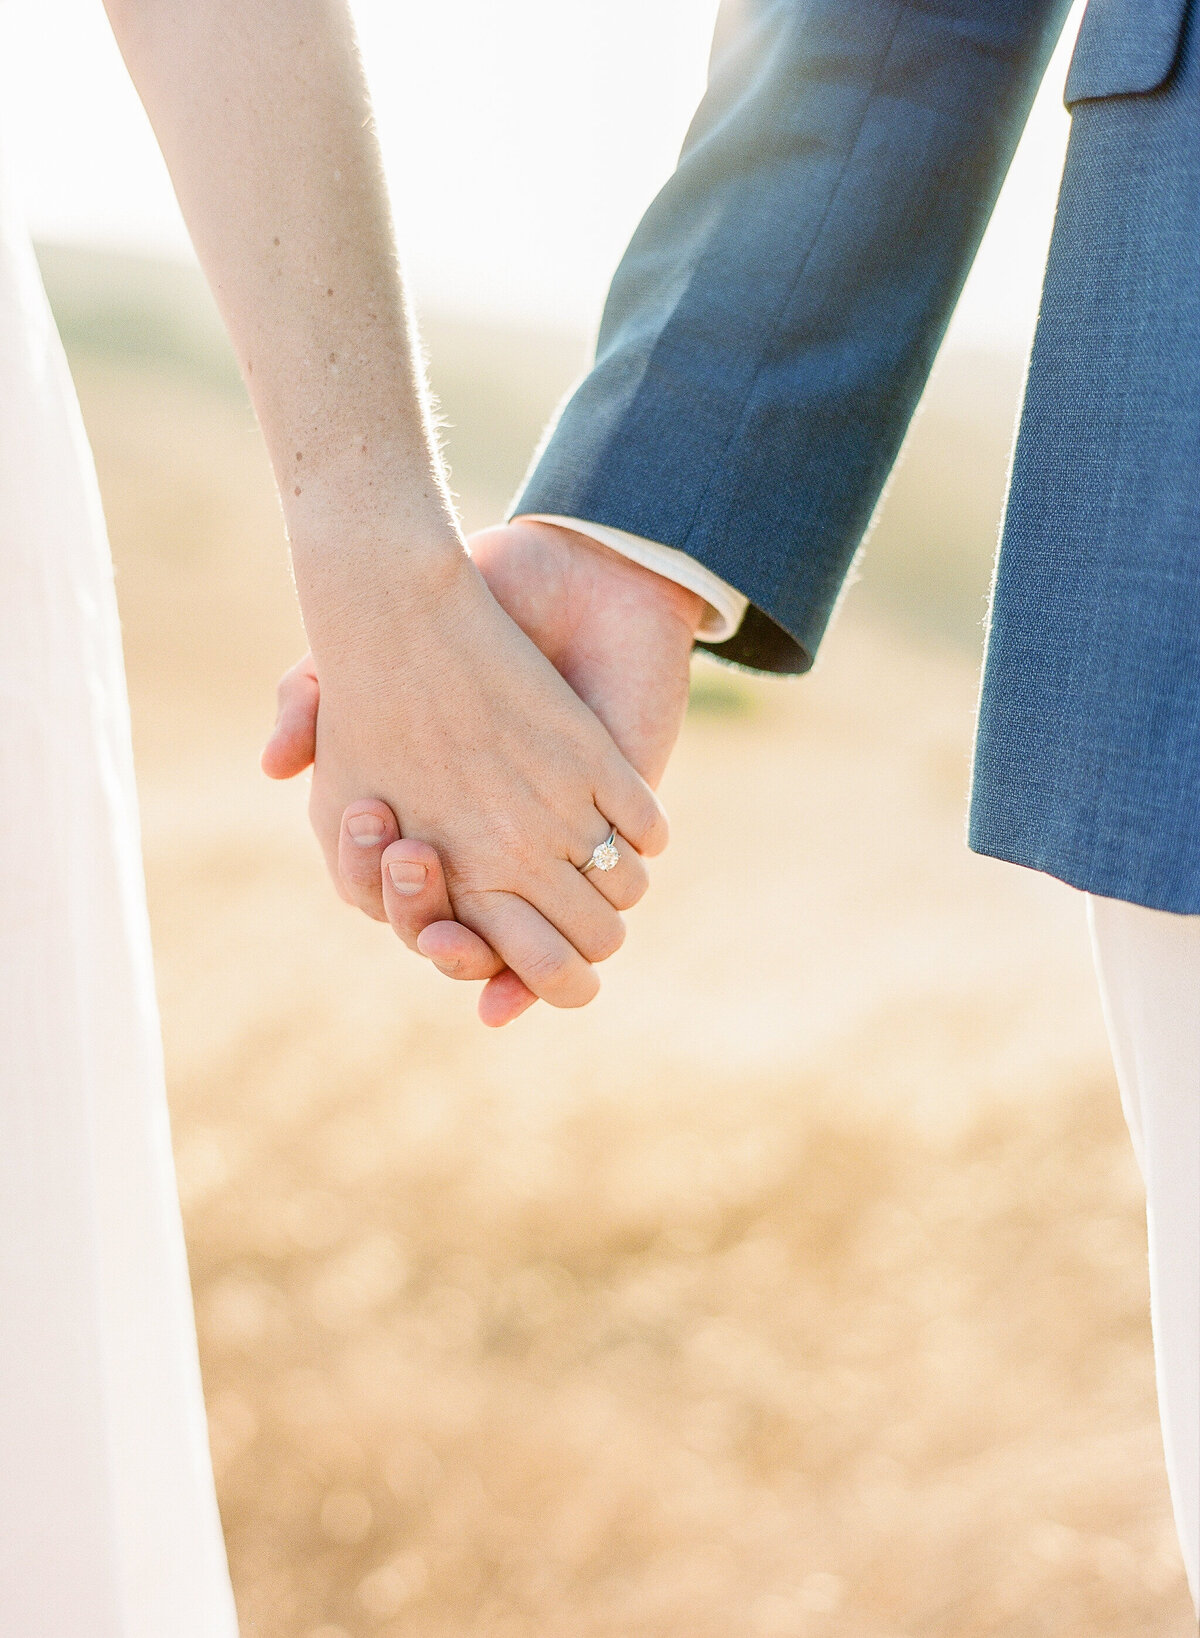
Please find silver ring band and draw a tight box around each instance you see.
[580,829,620,875]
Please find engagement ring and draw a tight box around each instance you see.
[580,829,620,874]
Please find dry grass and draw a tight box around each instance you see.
[67,327,1196,1638]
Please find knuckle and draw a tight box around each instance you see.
[621,792,667,855]
[524,945,572,989]
[554,969,601,1009]
[383,888,426,933]
[613,862,649,908]
[485,812,540,866]
[641,806,670,856]
[452,829,538,899]
[613,878,646,911]
[387,893,427,933]
[347,882,387,922]
[585,917,626,963]
[341,848,380,886]
[450,886,505,926]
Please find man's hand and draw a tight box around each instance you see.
[469,520,703,790]
[264,519,703,1024]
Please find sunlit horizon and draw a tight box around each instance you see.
[2,0,1079,349]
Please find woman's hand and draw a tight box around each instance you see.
[299,545,667,1009]
[104,0,671,1013]
[266,519,703,1023]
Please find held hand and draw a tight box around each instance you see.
[289,546,668,1011]
[468,519,703,791]
[264,521,702,1023]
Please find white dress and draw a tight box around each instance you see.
[0,122,238,1636]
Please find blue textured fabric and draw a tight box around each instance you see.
[970,0,1200,910]
[516,0,1072,673]
[1063,0,1189,101]
[515,0,1200,911]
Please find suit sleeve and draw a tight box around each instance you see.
[512,0,1072,673]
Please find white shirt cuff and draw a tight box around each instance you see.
[517,515,749,643]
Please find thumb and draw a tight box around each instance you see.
[262,653,320,779]
[565,602,695,791]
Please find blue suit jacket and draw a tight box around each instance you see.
[515,0,1200,913]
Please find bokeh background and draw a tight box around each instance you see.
[3,2,1197,1633]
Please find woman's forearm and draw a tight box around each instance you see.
[102,0,462,620]
[100,0,668,1002]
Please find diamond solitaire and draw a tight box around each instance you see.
[581,830,620,874]
[592,839,619,871]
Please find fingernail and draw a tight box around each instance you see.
[388,859,427,895]
[416,929,457,971]
[346,812,386,846]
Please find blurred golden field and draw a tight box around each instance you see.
[43,247,1196,1637]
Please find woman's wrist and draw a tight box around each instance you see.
[283,431,459,545]
[289,501,474,671]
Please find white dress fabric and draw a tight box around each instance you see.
[0,131,238,1634]
[1088,895,1200,1610]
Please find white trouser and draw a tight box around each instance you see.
[1088,894,1200,1610]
